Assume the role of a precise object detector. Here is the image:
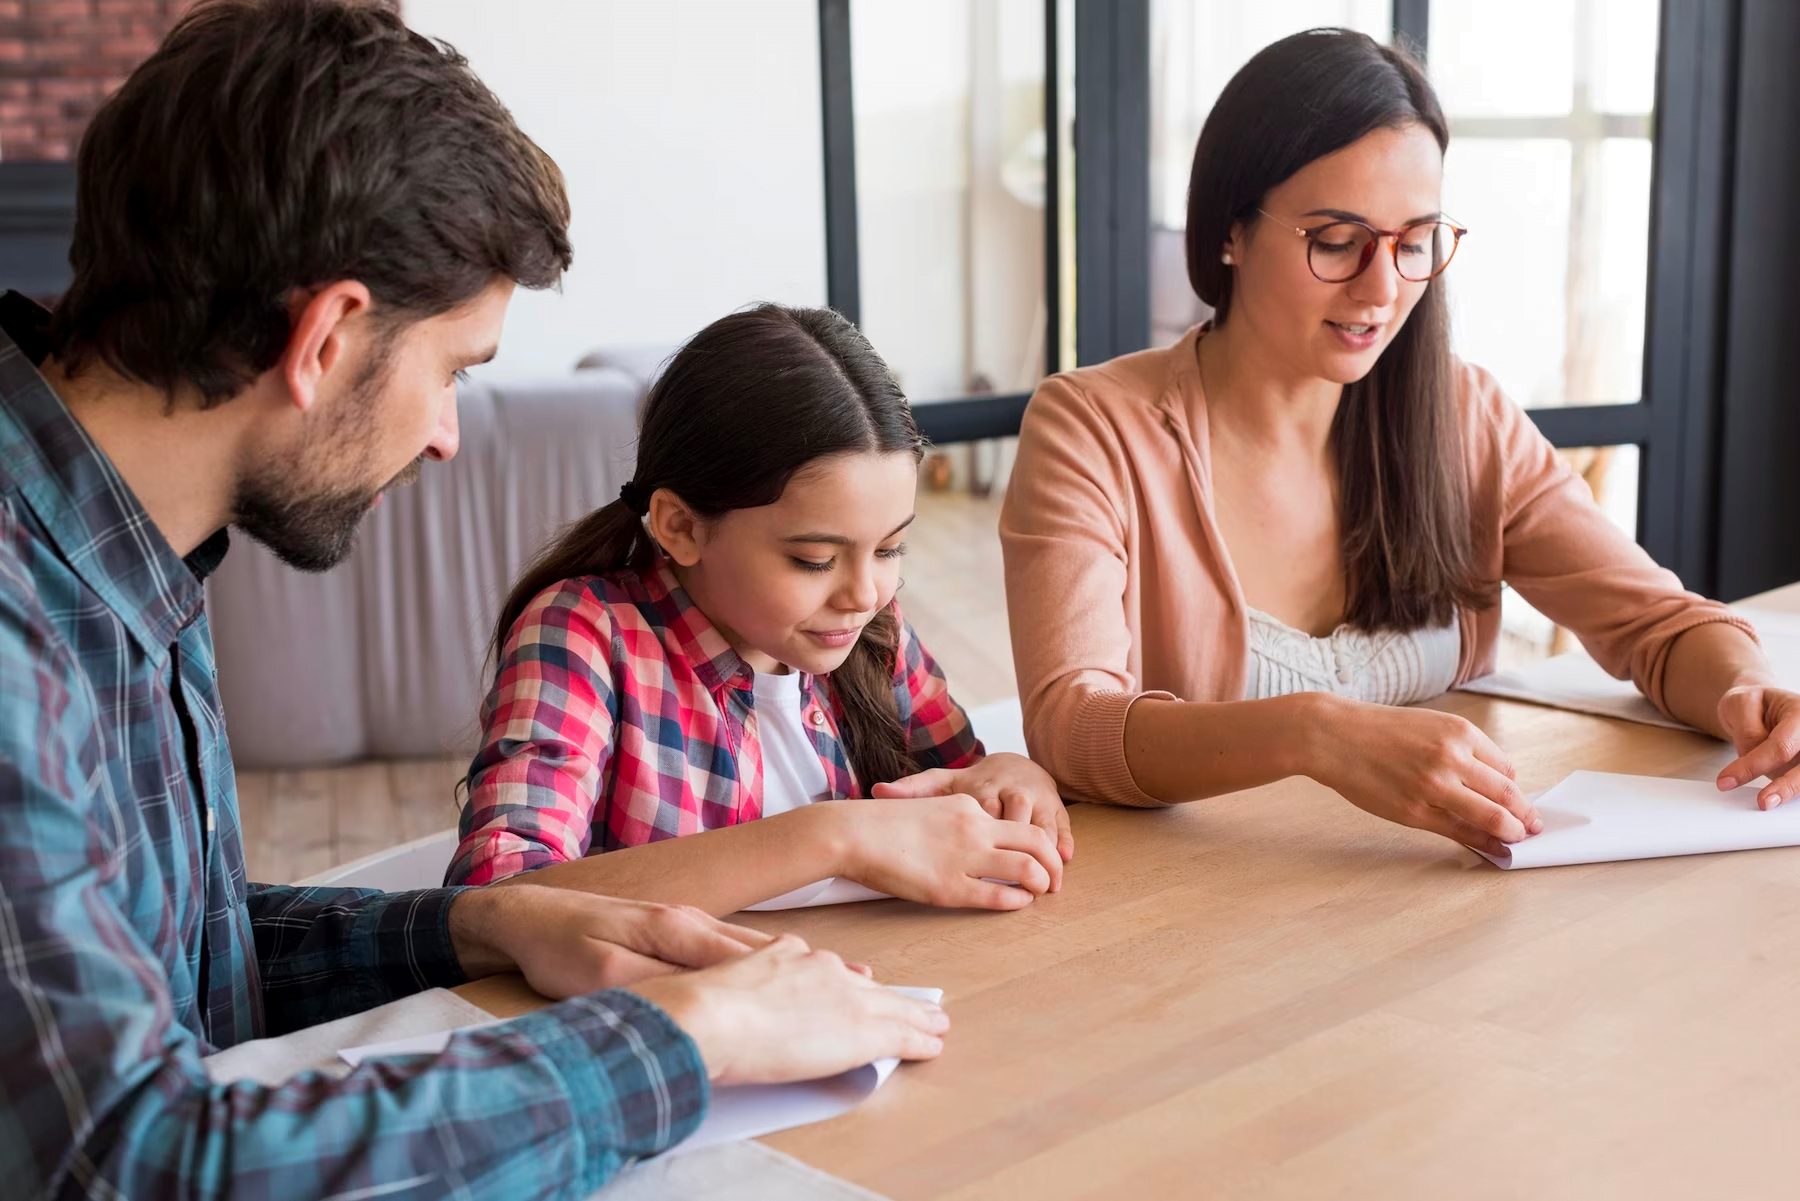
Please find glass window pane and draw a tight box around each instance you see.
[1433,0,1659,409]
[1430,0,1576,118]
[1441,139,1572,410]
[1148,0,1392,348]
[851,0,1048,403]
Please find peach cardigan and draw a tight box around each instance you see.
[999,326,1752,807]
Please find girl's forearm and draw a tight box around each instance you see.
[1120,691,1337,803]
[493,804,857,917]
[1661,621,1776,738]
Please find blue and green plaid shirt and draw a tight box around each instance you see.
[0,293,706,1199]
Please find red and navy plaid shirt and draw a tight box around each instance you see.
[450,558,984,885]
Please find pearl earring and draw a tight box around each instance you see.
[1221,250,1235,265]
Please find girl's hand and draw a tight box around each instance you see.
[833,793,1063,908]
[872,752,1075,862]
[1715,685,1800,809]
[1312,698,1542,857]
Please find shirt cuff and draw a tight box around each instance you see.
[354,886,473,995]
[508,990,709,1187]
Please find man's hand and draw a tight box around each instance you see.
[871,752,1074,863]
[1716,684,1800,809]
[628,934,948,1085]
[448,884,772,997]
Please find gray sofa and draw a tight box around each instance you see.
[207,363,655,769]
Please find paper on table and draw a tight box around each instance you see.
[1457,605,1800,729]
[742,877,893,911]
[340,986,943,1156]
[1471,770,1800,869]
[1456,653,1684,729]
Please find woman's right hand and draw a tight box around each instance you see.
[828,794,1064,909]
[1311,697,1543,856]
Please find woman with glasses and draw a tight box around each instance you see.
[1000,28,1800,856]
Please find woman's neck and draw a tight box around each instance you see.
[1197,321,1342,457]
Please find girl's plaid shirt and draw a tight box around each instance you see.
[450,557,985,885]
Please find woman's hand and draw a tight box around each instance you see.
[1715,685,1800,809]
[1311,697,1542,856]
[830,793,1063,908]
[871,752,1074,862]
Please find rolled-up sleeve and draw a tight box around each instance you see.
[1000,376,1172,807]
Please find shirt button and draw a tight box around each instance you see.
[1336,667,1352,684]
[812,710,828,726]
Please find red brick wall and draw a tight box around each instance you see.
[0,0,198,161]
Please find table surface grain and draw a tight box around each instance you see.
[459,581,1800,1201]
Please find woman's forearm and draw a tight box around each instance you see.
[1661,621,1776,738]
[1120,691,1334,803]
[494,804,856,917]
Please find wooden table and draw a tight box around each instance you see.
[463,582,1800,1200]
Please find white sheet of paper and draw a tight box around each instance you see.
[339,986,942,1155]
[1471,770,1800,869]
[1457,605,1800,728]
[1456,653,1685,728]
[742,877,893,911]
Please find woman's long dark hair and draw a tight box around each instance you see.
[1186,29,1485,631]
[489,304,927,789]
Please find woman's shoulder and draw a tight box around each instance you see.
[1029,335,1196,421]
[1018,334,1199,473]
[1448,356,1540,457]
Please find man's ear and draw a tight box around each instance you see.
[646,489,706,567]
[280,281,375,413]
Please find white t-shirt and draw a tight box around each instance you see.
[752,669,831,816]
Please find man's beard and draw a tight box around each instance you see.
[235,454,422,572]
[232,342,424,573]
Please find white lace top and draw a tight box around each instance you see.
[1243,606,1461,705]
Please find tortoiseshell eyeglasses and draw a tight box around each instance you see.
[1255,208,1468,283]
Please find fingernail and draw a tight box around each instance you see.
[1527,817,1543,835]
[1719,776,1739,791]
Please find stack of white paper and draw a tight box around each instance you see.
[1472,770,1800,869]
[1458,606,1800,728]
[340,986,943,1155]
[742,877,892,911]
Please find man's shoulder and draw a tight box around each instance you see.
[0,497,99,766]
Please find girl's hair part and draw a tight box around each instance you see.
[1185,28,1487,630]
[488,303,927,789]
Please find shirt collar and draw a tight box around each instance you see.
[640,556,816,696]
[0,291,229,661]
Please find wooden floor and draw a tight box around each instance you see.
[235,488,1016,884]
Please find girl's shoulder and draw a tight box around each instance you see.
[508,569,668,645]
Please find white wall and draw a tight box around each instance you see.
[406,0,828,382]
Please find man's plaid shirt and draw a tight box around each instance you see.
[0,293,705,1199]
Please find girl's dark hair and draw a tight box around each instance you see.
[1186,28,1485,631]
[491,304,927,790]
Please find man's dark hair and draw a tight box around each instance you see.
[45,0,572,406]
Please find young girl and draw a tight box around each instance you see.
[447,303,1072,915]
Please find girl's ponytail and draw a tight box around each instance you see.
[485,488,656,668]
